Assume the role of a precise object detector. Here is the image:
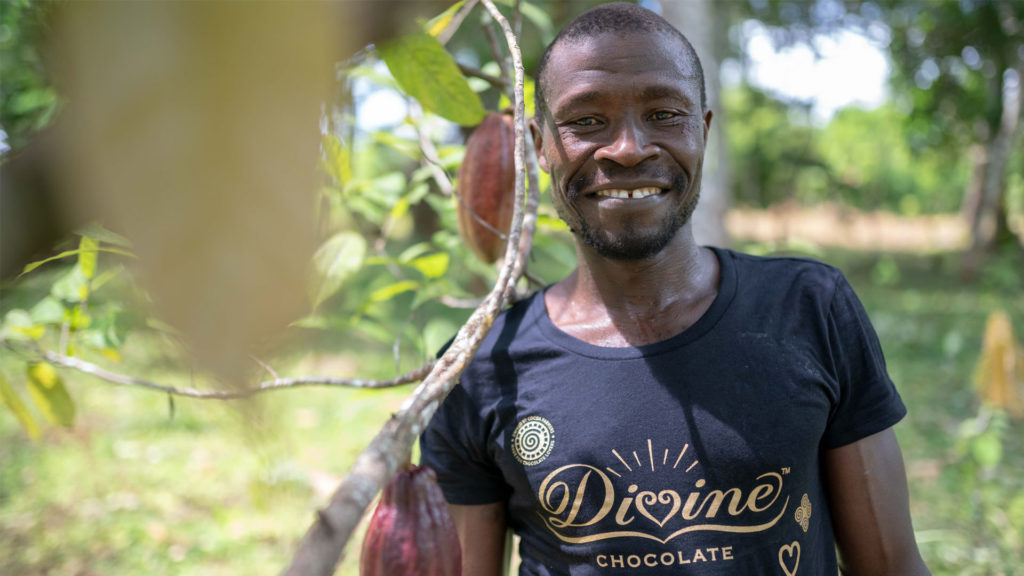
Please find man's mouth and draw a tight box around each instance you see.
[592,186,663,199]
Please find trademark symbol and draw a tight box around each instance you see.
[781,467,791,475]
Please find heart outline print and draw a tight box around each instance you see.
[779,541,800,576]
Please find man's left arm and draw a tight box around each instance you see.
[825,427,930,575]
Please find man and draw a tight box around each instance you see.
[421,3,930,574]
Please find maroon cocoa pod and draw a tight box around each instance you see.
[456,111,516,263]
[359,465,461,576]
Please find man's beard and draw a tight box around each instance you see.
[564,174,700,261]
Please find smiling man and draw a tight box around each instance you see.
[421,3,930,575]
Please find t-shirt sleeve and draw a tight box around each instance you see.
[821,272,907,449]
[420,381,511,505]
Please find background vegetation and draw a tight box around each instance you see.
[2,0,1022,574]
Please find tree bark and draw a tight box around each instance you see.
[962,62,1023,277]
[661,0,731,247]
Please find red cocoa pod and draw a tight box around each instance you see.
[359,464,461,576]
[456,111,516,263]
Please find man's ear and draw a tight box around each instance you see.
[702,109,713,144]
[529,117,549,173]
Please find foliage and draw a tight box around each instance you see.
[737,0,1024,244]
[2,0,1023,572]
[725,83,971,213]
[1,228,139,436]
[0,0,59,151]
[4,248,1023,575]
[878,0,1022,151]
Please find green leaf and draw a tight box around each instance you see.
[75,223,133,248]
[1,309,44,341]
[389,197,411,223]
[517,1,555,44]
[398,242,434,263]
[369,280,419,303]
[78,236,99,280]
[68,306,91,331]
[537,214,570,231]
[9,88,57,115]
[29,297,65,325]
[410,253,449,279]
[91,265,124,291]
[370,131,420,159]
[425,0,466,38]
[51,266,89,303]
[26,363,75,428]
[321,134,351,185]
[21,246,135,277]
[312,232,367,308]
[410,282,448,310]
[971,433,1003,468]
[145,317,183,336]
[0,371,41,439]
[379,33,486,126]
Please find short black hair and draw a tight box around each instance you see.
[534,2,706,124]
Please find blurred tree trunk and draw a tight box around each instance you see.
[662,0,731,247]
[962,61,1023,277]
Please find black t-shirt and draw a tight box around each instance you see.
[421,247,906,575]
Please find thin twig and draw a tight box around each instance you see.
[282,2,530,573]
[457,62,508,91]
[482,14,511,87]
[451,181,510,241]
[412,106,457,197]
[250,355,280,380]
[0,341,433,398]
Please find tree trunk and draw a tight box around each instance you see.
[662,0,731,247]
[961,63,1023,277]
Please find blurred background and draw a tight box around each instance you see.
[1,1,1021,574]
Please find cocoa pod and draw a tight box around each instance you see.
[456,111,516,263]
[359,464,461,576]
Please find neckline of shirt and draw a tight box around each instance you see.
[530,246,738,360]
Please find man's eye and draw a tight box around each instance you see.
[572,117,598,126]
[650,111,677,121]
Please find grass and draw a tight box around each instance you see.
[1,245,1022,575]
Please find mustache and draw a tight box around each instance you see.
[566,167,682,202]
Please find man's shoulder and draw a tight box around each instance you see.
[719,246,846,292]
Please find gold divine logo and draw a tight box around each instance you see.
[537,439,790,544]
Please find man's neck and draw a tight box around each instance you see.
[545,225,720,347]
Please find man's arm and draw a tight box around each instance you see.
[450,502,507,576]
[824,427,930,575]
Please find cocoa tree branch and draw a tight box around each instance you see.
[1,339,432,397]
[457,62,508,91]
[282,1,530,573]
[482,15,511,88]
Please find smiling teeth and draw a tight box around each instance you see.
[595,187,662,199]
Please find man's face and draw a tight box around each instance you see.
[534,31,712,260]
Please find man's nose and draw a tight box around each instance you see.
[593,120,658,166]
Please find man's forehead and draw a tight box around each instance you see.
[541,31,701,105]
[543,30,699,83]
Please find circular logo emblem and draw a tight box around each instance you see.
[511,416,555,466]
